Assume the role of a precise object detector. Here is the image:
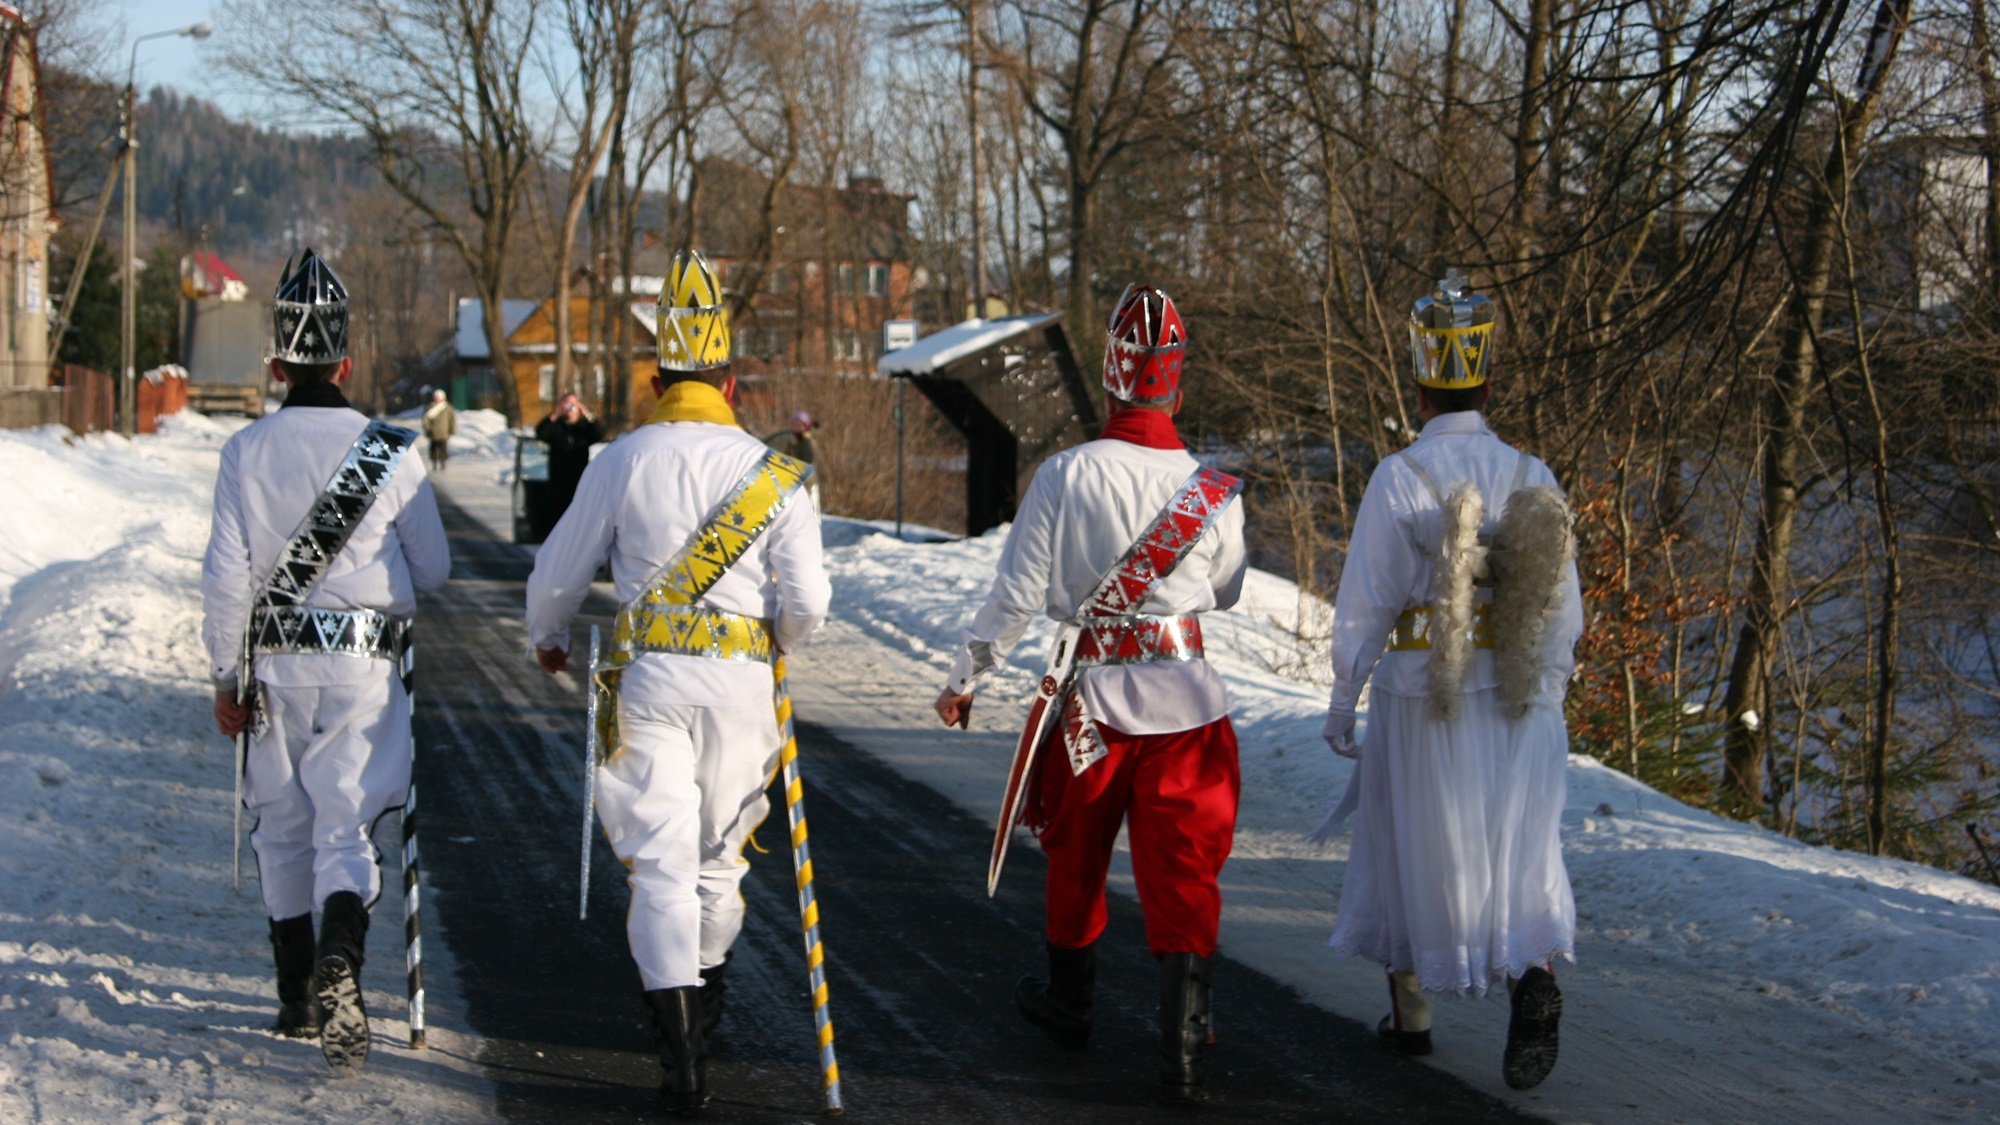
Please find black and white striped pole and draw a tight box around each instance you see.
[401,637,426,1049]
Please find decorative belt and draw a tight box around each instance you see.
[1071,613,1204,668]
[1387,604,1494,652]
[252,605,412,662]
[618,604,774,664]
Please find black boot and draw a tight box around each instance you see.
[1014,942,1094,1050]
[1502,966,1563,1090]
[311,891,371,1077]
[699,955,730,1040]
[644,987,710,1115]
[269,914,322,1038]
[1158,953,1213,1105]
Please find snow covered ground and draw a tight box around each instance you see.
[6,413,2000,1123]
[0,418,492,1122]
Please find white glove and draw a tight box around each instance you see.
[1322,709,1360,759]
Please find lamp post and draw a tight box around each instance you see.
[119,23,210,436]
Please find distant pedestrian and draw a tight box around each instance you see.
[535,392,605,522]
[763,410,820,509]
[201,249,450,1077]
[1317,271,1583,1091]
[421,389,456,471]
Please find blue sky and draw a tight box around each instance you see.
[117,0,253,116]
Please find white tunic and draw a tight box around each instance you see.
[1324,410,1584,996]
[201,406,452,688]
[525,419,831,709]
[946,438,1248,736]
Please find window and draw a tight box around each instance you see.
[837,263,857,296]
[866,264,888,298]
[734,327,754,359]
[539,364,556,405]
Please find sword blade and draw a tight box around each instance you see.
[580,625,601,920]
[232,730,244,895]
[987,626,1079,897]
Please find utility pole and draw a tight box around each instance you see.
[967,0,987,319]
[120,23,212,435]
[119,83,135,434]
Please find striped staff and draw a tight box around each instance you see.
[401,644,427,1049]
[773,656,843,1116]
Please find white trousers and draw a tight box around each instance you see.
[246,672,412,921]
[596,698,781,991]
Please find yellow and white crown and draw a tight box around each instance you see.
[1409,269,1495,390]
[657,251,731,371]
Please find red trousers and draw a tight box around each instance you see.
[1035,715,1240,957]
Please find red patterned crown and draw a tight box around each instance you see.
[1102,284,1185,405]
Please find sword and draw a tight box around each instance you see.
[579,625,601,920]
[232,727,245,895]
[987,624,1080,897]
[233,634,250,895]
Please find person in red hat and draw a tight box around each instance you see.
[934,284,1247,1104]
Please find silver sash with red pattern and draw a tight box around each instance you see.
[1054,467,1242,773]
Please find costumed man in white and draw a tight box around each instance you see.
[527,251,830,1115]
[202,249,451,1076]
[1318,271,1583,1090]
[935,285,1248,1105]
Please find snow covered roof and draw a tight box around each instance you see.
[454,298,542,360]
[876,313,1061,377]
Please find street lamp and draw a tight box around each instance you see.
[118,22,210,436]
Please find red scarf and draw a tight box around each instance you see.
[1098,407,1184,450]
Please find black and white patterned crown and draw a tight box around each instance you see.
[272,248,350,365]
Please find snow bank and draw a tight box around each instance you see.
[0,418,490,1122]
[799,517,2000,1124]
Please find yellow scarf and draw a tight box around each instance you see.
[644,380,740,428]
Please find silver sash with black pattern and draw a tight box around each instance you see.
[241,420,416,735]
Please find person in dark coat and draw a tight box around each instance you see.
[534,393,605,519]
[763,410,821,509]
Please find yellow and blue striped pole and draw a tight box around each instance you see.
[773,656,843,1115]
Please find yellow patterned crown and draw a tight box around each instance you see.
[657,250,731,371]
[1409,269,1495,390]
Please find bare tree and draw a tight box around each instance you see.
[545,0,646,406]
[218,0,544,422]
[988,0,1182,364]
[1720,0,1917,810]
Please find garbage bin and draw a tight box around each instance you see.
[512,436,558,543]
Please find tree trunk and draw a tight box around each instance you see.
[1720,0,1913,809]
[1511,0,1555,260]
[1971,0,2000,288]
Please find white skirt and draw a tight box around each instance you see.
[1328,686,1575,997]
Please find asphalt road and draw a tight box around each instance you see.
[412,489,1542,1124]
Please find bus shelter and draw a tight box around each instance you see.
[877,313,1099,536]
